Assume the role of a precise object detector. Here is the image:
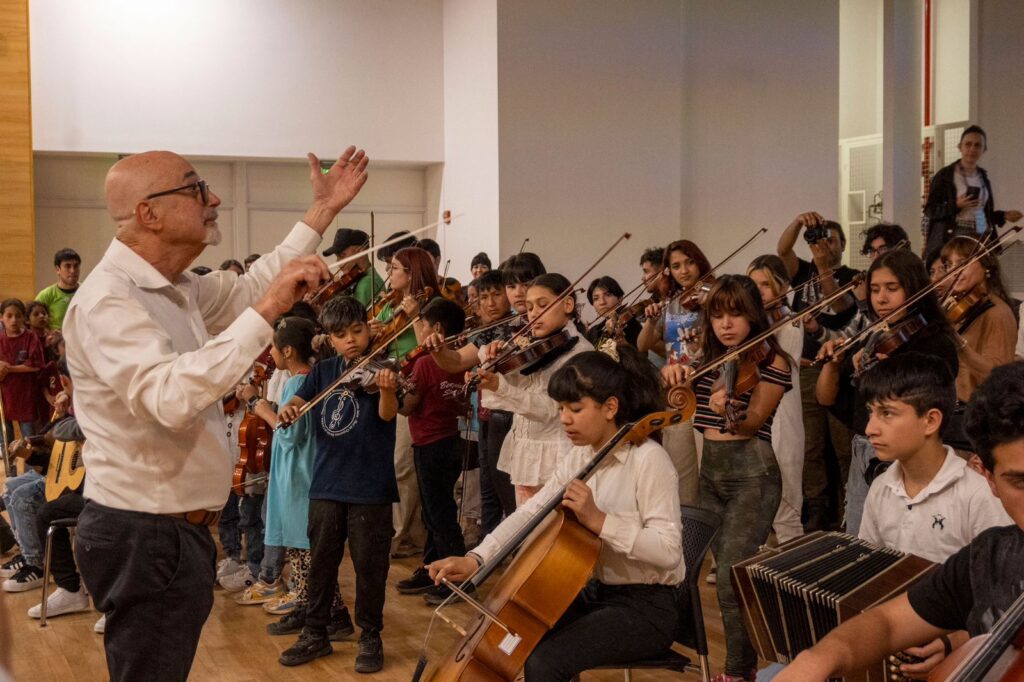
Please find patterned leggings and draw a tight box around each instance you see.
[287,548,344,609]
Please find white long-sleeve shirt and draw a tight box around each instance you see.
[472,439,685,586]
[64,223,320,513]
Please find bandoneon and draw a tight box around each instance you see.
[732,531,935,681]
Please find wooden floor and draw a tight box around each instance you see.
[1,531,730,681]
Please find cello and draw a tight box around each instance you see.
[420,407,695,682]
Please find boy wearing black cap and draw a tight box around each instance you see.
[323,228,384,307]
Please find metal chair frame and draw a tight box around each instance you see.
[39,516,80,627]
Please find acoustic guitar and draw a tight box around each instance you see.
[44,440,85,502]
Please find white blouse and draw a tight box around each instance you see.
[472,438,685,586]
[481,331,593,487]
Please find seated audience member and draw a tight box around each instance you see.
[35,248,81,330]
[776,361,1024,681]
[243,253,261,272]
[220,259,245,276]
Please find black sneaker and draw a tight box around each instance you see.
[278,628,332,667]
[327,606,355,641]
[354,630,384,674]
[396,566,434,595]
[0,554,25,579]
[2,564,44,593]
[267,607,306,636]
[423,581,476,606]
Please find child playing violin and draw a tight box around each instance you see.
[475,273,594,504]
[276,296,399,673]
[234,316,352,637]
[938,236,1017,401]
[428,346,684,682]
[637,239,713,508]
[815,249,959,536]
[369,245,438,559]
[661,274,792,682]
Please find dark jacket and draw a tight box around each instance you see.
[923,161,1007,256]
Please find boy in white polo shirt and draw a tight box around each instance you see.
[857,352,1011,564]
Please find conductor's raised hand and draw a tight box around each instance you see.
[254,256,331,324]
[304,146,370,233]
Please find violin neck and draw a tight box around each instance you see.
[472,421,635,586]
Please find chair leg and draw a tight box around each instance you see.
[39,524,57,627]
[699,654,710,682]
[623,669,632,682]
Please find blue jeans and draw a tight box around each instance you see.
[257,493,284,583]
[2,470,46,565]
[844,434,875,536]
[217,491,265,575]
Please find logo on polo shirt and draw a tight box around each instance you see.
[932,514,945,530]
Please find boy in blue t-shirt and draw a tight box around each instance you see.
[277,296,399,673]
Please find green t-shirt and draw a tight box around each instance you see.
[352,268,385,308]
[36,284,77,330]
[376,301,419,360]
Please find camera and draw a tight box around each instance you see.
[803,225,830,244]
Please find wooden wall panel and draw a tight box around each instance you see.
[0,0,34,301]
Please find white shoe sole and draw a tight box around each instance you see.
[4,578,44,593]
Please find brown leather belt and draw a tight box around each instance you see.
[166,509,222,527]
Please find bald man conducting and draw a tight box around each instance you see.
[63,147,368,681]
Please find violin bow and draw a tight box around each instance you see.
[328,211,460,274]
[822,226,1021,362]
[480,232,632,372]
[369,211,376,308]
[661,227,767,313]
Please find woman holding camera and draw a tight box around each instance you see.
[923,125,1022,256]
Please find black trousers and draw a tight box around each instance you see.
[413,436,467,564]
[523,581,678,682]
[35,492,86,592]
[305,499,392,636]
[478,411,516,534]
[75,500,216,682]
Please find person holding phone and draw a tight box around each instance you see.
[923,125,1022,255]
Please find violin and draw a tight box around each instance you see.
[678,281,713,311]
[711,340,775,434]
[465,329,574,393]
[339,357,415,398]
[928,588,1024,681]
[439,278,463,304]
[373,287,435,349]
[856,313,930,376]
[234,362,275,496]
[943,288,988,327]
[421,408,695,682]
[368,288,401,319]
[306,263,365,310]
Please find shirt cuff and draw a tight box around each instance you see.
[599,512,642,556]
[224,307,275,359]
[284,222,324,256]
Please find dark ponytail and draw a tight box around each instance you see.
[273,316,316,364]
[547,346,663,425]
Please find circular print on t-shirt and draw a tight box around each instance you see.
[321,389,360,437]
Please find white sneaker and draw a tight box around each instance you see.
[216,557,246,582]
[219,568,255,593]
[27,587,91,618]
[94,613,106,633]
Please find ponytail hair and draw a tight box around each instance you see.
[273,316,316,364]
[547,346,663,425]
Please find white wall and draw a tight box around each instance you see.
[932,0,971,125]
[840,0,883,140]
[496,0,684,317]
[29,0,444,163]
[977,0,1024,294]
[680,0,840,269]
[33,154,427,292]
[439,0,500,282]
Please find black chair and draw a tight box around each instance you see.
[584,504,722,681]
[39,516,79,627]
